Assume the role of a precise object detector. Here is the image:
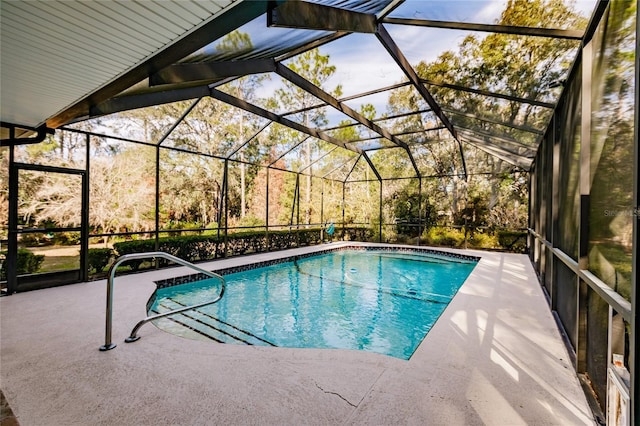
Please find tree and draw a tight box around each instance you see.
[274,48,342,225]
[416,0,586,131]
[247,161,287,227]
[121,30,270,229]
[391,182,437,238]
[15,142,156,243]
[216,31,269,219]
[587,0,635,296]
[386,0,586,227]
[149,96,249,228]
[89,148,155,237]
[19,171,82,228]
[11,133,87,232]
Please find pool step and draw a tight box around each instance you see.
[158,301,253,345]
[164,298,276,346]
[152,299,276,347]
[150,306,226,343]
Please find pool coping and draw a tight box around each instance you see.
[154,244,480,289]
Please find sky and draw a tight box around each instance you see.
[82,0,601,143]
[322,0,597,110]
[94,0,599,135]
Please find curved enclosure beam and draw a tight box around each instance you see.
[209,87,363,154]
[382,17,584,40]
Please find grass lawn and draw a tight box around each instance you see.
[39,255,80,272]
[25,245,142,275]
[26,245,80,273]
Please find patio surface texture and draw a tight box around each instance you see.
[0,242,594,425]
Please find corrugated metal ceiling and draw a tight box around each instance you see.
[1,0,238,129]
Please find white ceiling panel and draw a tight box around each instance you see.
[1,0,239,128]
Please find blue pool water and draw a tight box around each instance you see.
[149,249,477,359]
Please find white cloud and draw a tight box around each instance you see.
[474,0,507,23]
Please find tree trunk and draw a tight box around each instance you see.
[304,113,312,226]
[240,154,246,218]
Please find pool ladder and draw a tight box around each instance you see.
[99,252,225,351]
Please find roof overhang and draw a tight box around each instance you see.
[0,0,282,134]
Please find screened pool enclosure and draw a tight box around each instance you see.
[1,0,638,423]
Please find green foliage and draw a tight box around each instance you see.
[297,228,323,246]
[423,227,465,248]
[17,233,51,246]
[278,49,342,118]
[391,186,437,238]
[337,225,372,242]
[111,226,370,272]
[18,249,45,275]
[369,217,383,243]
[421,227,523,252]
[416,0,586,119]
[51,232,81,246]
[112,240,156,270]
[12,3,568,260]
[237,215,265,228]
[469,232,499,250]
[380,0,587,231]
[87,248,114,273]
[497,230,528,253]
[586,0,635,302]
[0,249,45,279]
[455,195,489,229]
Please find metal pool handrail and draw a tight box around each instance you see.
[99,252,225,351]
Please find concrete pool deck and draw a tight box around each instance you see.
[1,242,594,425]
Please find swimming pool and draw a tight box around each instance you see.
[149,247,478,359]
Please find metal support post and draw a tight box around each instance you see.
[80,133,90,281]
[223,160,229,257]
[6,146,17,294]
[379,180,383,243]
[154,145,161,254]
[265,167,270,251]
